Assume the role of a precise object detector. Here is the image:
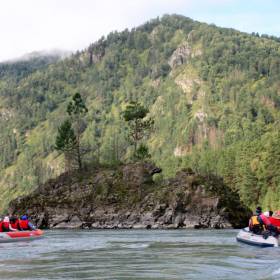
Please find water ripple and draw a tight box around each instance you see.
[0,229,279,279]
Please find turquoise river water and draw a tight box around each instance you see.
[0,229,280,280]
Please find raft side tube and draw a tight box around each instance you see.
[0,229,44,243]
[236,227,279,247]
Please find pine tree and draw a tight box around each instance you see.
[134,143,151,161]
[55,120,77,171]
[122,101,153,156]
[66,93,88,169]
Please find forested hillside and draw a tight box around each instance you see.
[1,14,280,211]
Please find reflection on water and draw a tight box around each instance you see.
[0,229,279,280]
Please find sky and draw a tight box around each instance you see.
[0,0,279,62]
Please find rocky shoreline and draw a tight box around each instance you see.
[9,163,251,230]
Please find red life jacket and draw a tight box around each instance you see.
[0,222,3,232]
[19,220,29,230]
[269,217,280,227]
[10,220,19,230]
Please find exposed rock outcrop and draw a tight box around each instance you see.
[169,42,192,68]
[9,163,251,230]
[169,41,202,69]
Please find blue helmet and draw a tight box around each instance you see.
[21,215,27,220]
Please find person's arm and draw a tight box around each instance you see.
[9,224,17,231]
[28,222,36,230]
[249,218,253,230]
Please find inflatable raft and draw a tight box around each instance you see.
[0,229,43,243]
[236,227,279,247]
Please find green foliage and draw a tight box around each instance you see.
[1,14,280,211]
[122,101,149,121]
[0,54,61,82]
[55,120,77,171]
[66,93,88,169]
[122,101,154,154]
[134,143,151,161]
[55,120,77,152]
[67,93,88,117]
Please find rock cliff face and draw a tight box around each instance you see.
[169,38,202,69]
[9,163,251,229]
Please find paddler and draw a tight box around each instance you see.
[10,216,21,231]
[2,216,18,232]
[249,206,266,234]
[268,210,280,232]
[19,215,36,231]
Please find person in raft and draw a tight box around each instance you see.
[267,210,280,232]
[19,215,36,231]
[249,206,278,236]
[1,216,18,232]
[10,216,21,231]
[0,215,36,232]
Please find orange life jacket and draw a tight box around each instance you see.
[250,215,260,226]
[249,215,265,233]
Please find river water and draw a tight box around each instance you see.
[0,229,280,280]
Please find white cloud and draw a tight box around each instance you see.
[0,0,278,61]
[0,0,192,61]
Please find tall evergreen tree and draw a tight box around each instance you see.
[66,93,88,169]
[55,120,77,171]
[122,101,153,157]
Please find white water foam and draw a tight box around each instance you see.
[272,268,280,276]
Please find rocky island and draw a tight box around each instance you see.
[9,162,251,229]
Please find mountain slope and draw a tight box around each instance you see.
[1,15,280,211]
